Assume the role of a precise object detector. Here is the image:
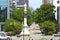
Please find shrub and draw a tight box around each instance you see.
[40,21,56,35]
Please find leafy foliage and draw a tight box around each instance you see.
[12,8,24,22]
[35,3,56,23]
[12,8,35,26]
[40,21,56,35]
[27,8,35,25]
[35,3,56,35]
[4,18,22,34]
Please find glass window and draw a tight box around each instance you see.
[0,0,8,22]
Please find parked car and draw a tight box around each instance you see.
[0,31,11,40]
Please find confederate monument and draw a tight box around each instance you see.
[20,0,30,40]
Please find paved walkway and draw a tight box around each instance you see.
[10,34,60,40]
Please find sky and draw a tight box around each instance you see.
[29,0,42,10]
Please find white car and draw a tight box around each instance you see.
[0,32,11,40]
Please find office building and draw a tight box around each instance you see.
[0,0,8,31]
[0,0,15,31]
[43,0,60,33]
[13,0,28,8]
[0,0,8,21]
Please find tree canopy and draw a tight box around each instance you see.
[11,8,24,22]
[4,18,22,32]
[4,18,22,36]
[40,21,56,35]
[11,8,35,26]
[35,3,56,23]
[35,3,56,35]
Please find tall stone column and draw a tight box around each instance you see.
[20,0,30,40]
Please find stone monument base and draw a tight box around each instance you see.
[20,35,30,40]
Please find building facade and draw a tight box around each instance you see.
[15,0,28,8]
[0,0,15,31]
[43,0,60,33]
[0,0,8,31]
[0,0,8,22]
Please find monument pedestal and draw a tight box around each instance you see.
[30,22,41,34]
[20,27,30,40]
[20,35,30,40]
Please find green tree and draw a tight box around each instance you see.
[4,18,22,35]
[12,8,35,26]
[11,8,24,22]
[27,8,35,25]
[4,8,35,35]
[35,3,56,23]
[40,21,56,35]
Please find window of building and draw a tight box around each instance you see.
[57,7,60,32]
[0,0,7,22]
